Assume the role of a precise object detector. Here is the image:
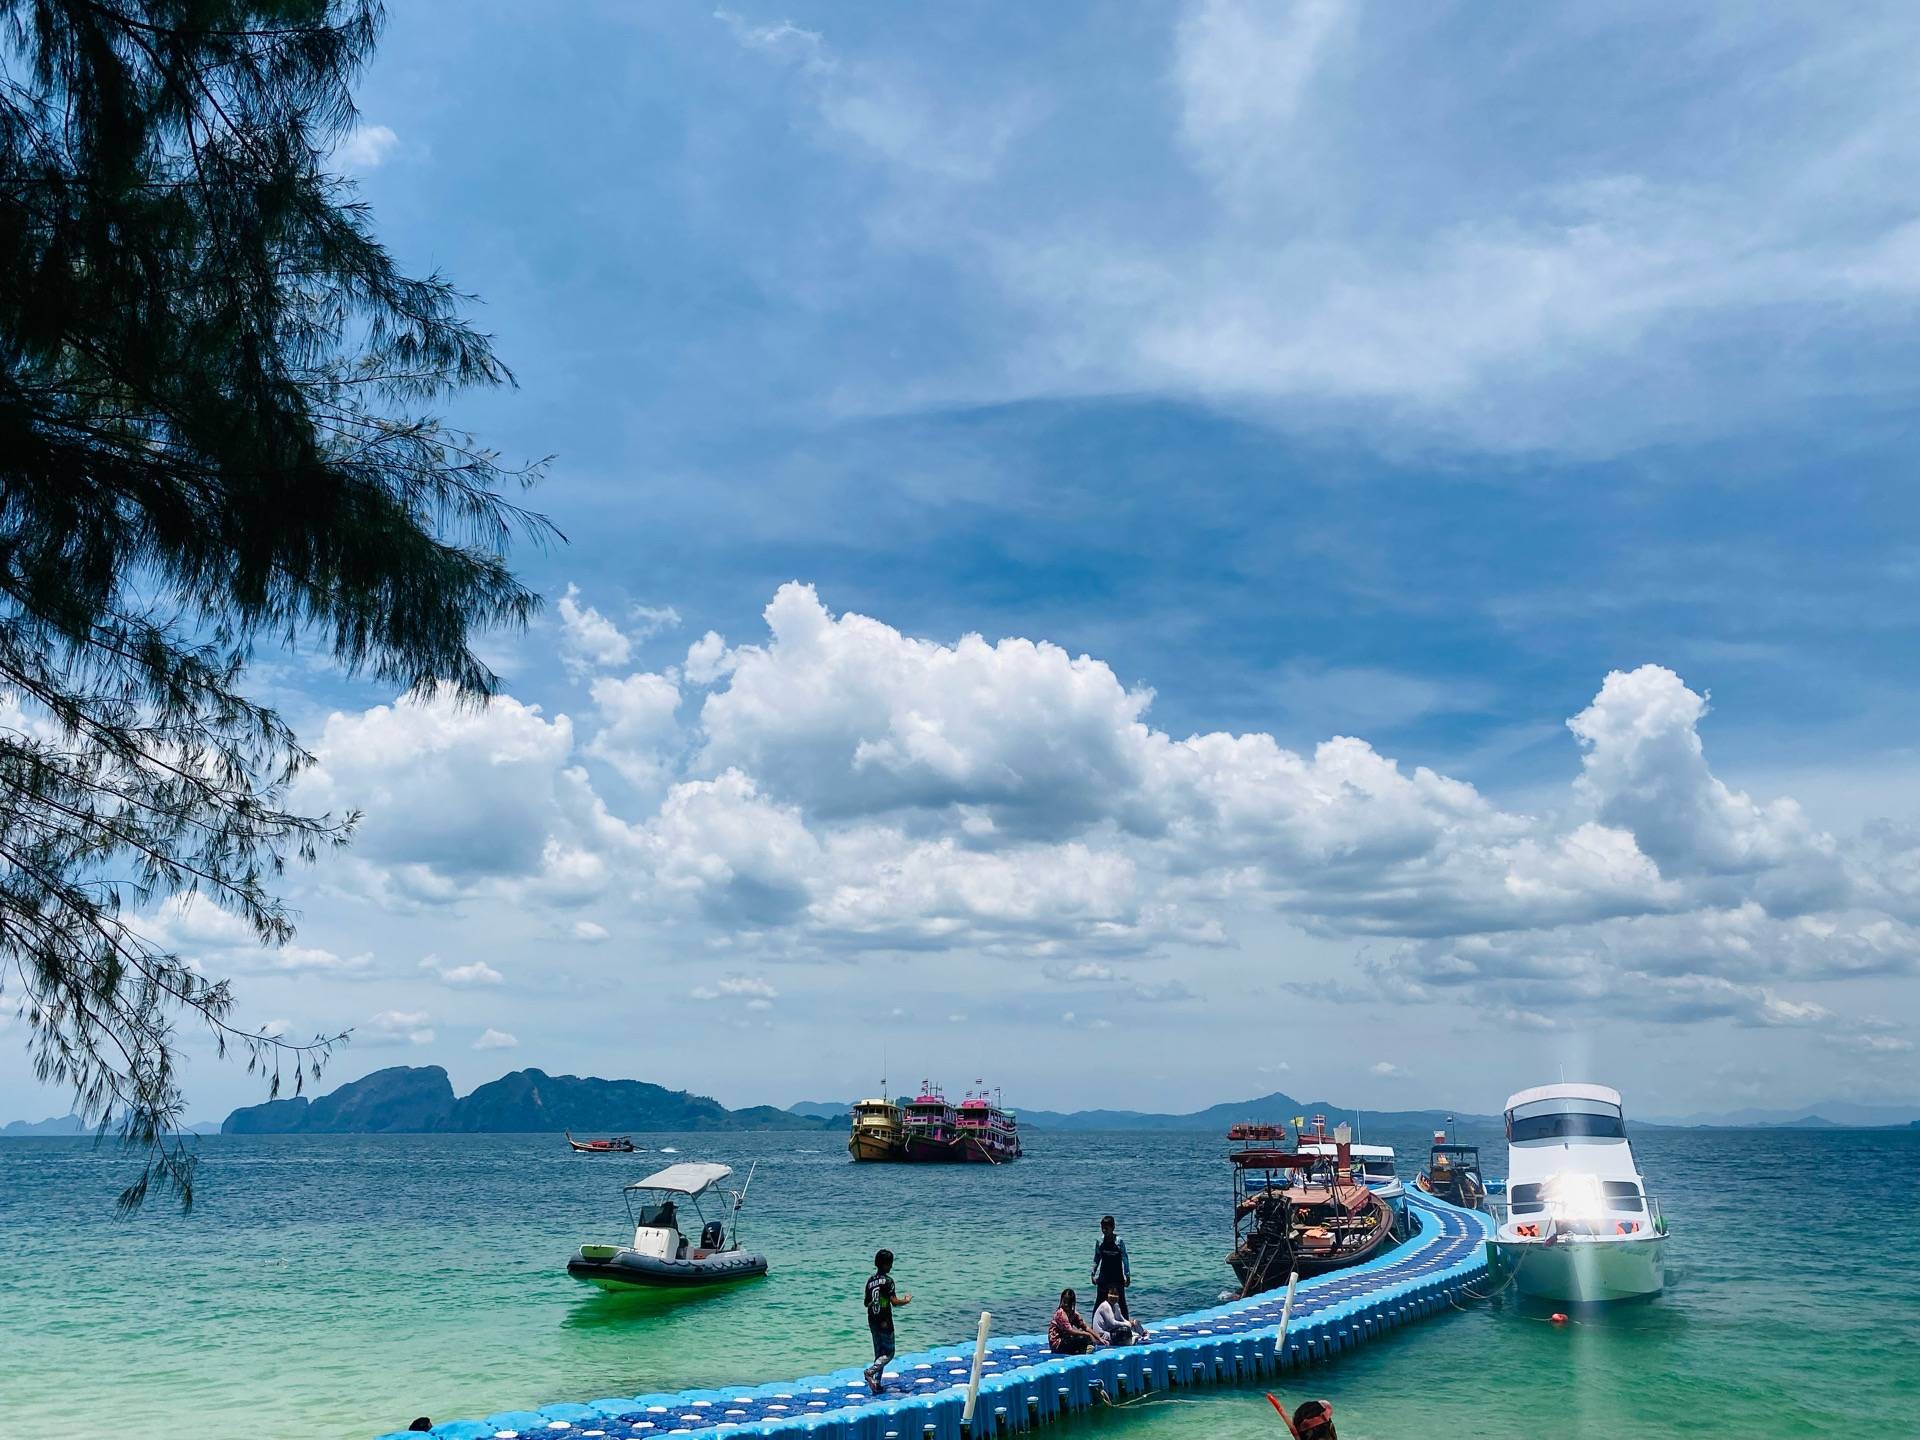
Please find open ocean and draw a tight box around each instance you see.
[4,1121,1914,1438]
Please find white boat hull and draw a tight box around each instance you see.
[1498,1233,1666,1304]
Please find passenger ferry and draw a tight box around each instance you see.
[847,1096,903,1162]
[851,1081,1022,1163]
[900,1083,959,1160]
[1491,1082,1668,1303]
[952,1088,1022,1163]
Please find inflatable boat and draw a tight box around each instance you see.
[567,1160,767,1292]
[568,1241,768,1288]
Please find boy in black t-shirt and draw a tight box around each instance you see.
[862,1248,912,1393]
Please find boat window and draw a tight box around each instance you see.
[1508,1109,1625,1142]
[1603,1181,1645,1211]
[1508,1182,1545,1215]
[1361,1159,1396,1177]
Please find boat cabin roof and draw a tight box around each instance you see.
[1297,1141,1395,1159]
[624,1161,733,1196]
[1504,1082,1622,1112]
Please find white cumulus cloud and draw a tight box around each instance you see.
[558,584,633,679]
[420,955,504,987]
[284,586,1918,1055]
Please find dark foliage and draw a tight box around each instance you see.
[0,0,553,1207]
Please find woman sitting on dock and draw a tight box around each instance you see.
[1091,1287,1145,1346]
[1048,1288,1104,1354]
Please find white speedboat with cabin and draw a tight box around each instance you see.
[567,1161,766,1290]
[1299,1138,1402,1200]
[1491,1083,1667,1304]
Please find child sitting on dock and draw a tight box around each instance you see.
[1048,1288,1104,1354]
[1091,1287,1145,1346]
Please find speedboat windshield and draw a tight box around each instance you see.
[1507,1096,1625,1142]
[630,1194,687,1228]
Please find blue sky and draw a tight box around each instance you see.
[11,1,1920,1124]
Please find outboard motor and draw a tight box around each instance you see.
[700,1220,727,1250]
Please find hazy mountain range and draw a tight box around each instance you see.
[786,1091,1920,1132]
[7,1079,1916,1136]
[1639,1100,1920,1128]
[794,1089,1490,1131]
[1,1115,220,1136]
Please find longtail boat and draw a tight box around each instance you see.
[1226,1120,1400,1295]
[566,1131,636,1153]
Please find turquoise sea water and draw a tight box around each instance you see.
[4,1123,1915,1438]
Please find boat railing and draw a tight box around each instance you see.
[1487,1192,1664,1231]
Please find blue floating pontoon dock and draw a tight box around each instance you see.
[379,1194,1493,1440]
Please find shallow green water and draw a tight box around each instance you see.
[3,1124,1913,1437]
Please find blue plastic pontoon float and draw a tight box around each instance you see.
[374,1193,1494,1440]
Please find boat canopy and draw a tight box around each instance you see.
[1297,1142,1395,1159]
[1230,1149,1317,1169]
[625,1162,734,1196]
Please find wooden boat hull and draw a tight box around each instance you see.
[848,1129,902,1162]
[1416,1171,1486,1210]
[899,1134,1020,1163]
[565,1132,635,1153]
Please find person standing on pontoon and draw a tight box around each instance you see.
[1092,1214,1132,1317]
[863,1248,912,1394]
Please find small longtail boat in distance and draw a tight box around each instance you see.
[566,1131,636,1153]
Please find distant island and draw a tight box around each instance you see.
[2,1114,220,1137]
[220,1066,838,1135]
